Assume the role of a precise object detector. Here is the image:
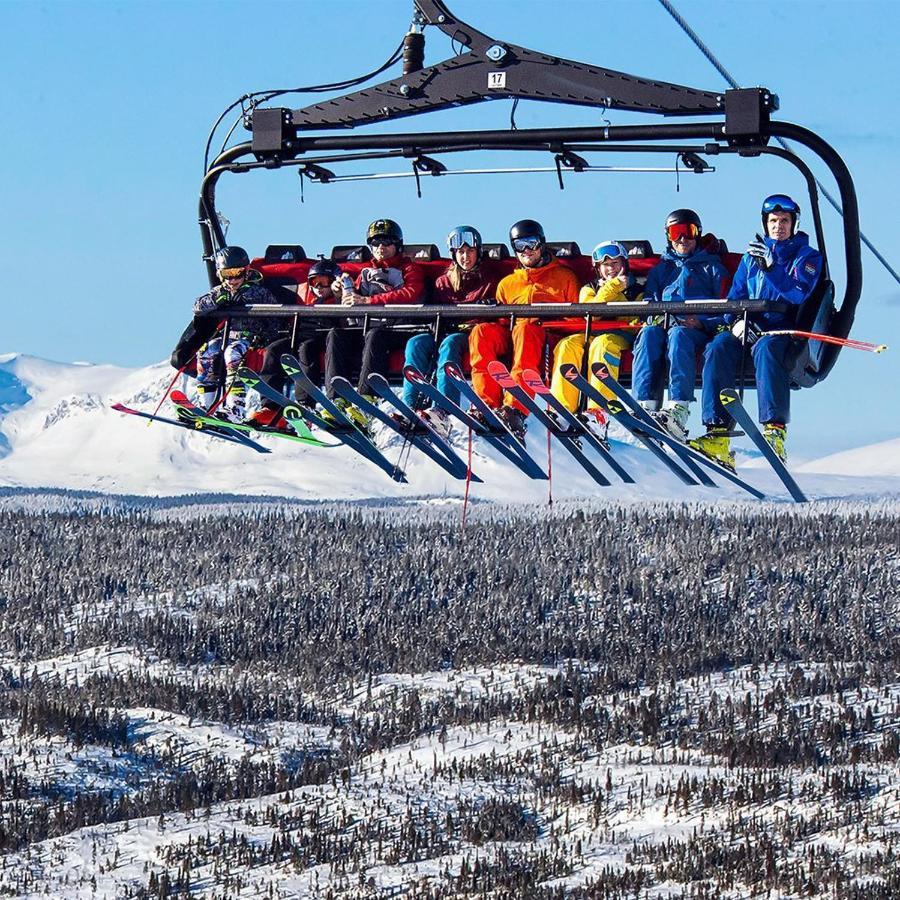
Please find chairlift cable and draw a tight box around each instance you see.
[657,0,900,287]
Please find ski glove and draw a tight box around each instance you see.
[731,318,762,346]
[747,234,774,271]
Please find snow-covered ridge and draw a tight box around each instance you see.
[0,352,896,502]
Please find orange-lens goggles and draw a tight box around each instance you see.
[220,267,247,278]
[666,223,699,242]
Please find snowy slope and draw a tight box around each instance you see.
[0,352,896,503]
[798,436,900,477]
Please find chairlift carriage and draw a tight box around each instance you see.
[168,0,868,501]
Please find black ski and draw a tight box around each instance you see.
[487,361,611,488]
[588,363,717,488]
[279,353,407,483]
[111,403,271,454]
[403,366,548,480]
[720,390,807,503]
[520,368,635,485]
[442,363,549,480]
[560,365,698,487]
[331,376,476,482]
[563,366,765,498]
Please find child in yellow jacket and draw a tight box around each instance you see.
[550,242,642,433]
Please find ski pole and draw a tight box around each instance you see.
[764,330,888,353]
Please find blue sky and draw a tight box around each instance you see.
[3,0,898,456]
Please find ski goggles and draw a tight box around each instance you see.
[762,194,800,215]
[367,236,396,247]
[308,276,333,288]
[665,223,699,242]
[591,242,627,263]
[219,267,248,279]
[447,229,480,251]
[512,236,543,252]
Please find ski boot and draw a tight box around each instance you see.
[497,406,527,442]
[214,400,246,425]
[246,405,290,433]
[577,408,609,448]
[652,402,691,442]
[688,426,736,472]
[763,422,787,464]
[321,397,374,436]
[419,406,452,440]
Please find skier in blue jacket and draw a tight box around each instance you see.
[690,195,823,468]
[631,209,729,440]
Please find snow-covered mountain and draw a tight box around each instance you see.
[797,436,900,477]
[0,352,896,504]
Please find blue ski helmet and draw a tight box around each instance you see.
[761,194,800,234]
[446,225,483,259]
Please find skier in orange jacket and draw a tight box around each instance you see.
[468,219,580,438]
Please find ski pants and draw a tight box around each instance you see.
[632,324,710,404]
[401,331,469,409]
[468,320,545,413]
[196,336,250,405]
[550,330,633,412]
[701,332,793,425]
[254,335,322,408]
[324,326,408,399]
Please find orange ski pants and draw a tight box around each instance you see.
[468,320,545,413]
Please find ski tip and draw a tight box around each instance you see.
[590,362,610,380]
[111,402,127,412]
[559,363,578,381]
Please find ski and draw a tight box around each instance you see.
[720,390,807,503]
[442,363,549,480]
[279,353,407,483]
[169,390,327,449]
[562,366,765,498]
[332,376,479,482]
[487,361,612,488]
[520,368,636,485]
[560,365,699,487]
[403,366,548,480]
[111,403,271,454]
[588,363,718,488]
[235,367,339,446]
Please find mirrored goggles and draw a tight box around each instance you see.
[762,195,800,214]
[448,230,480,251]
[592,243,627,263]
[666,223,699,242]
[220,267,248,279]
[512,237,542,252]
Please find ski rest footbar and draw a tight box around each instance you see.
[112,403,271,454]
[331,376,478,482]
[403,366,548,480]
[720,390,807,503]
[487,361,612,488]
[279,353,408,483]
[520,369,635,485]
[442,363,549,480]
[588,363,718,488]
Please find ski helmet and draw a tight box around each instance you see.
[761,194,800,234]
[591,241,629,269]
[664,209,702,247]
[307,258,342,281]
[446,225,483,260]
[366,218,403,249]
[214,246,251,272]
[508,219,546,253]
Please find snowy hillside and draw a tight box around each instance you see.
[798,436,900,477]
[0,352,896,504]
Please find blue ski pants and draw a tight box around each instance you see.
[702,332,793,425]
[401,331,469,408]
[632,324,710,404]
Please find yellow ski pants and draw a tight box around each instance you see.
[550,331,633,412]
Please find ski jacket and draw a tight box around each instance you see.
[579,273,643,322]
[642,247,729,332]
[495,258,580,305]
[727,232,823,326]
[354,254,425,304]
[193,270,281,344]
[433,262,501,305]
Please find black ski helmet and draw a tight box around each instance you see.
[214,246,251,271]
[509,219,546,248]
[761,194,800,235]
[664,209,702,236]
[307,257,342,281]
[366,218,403,249]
